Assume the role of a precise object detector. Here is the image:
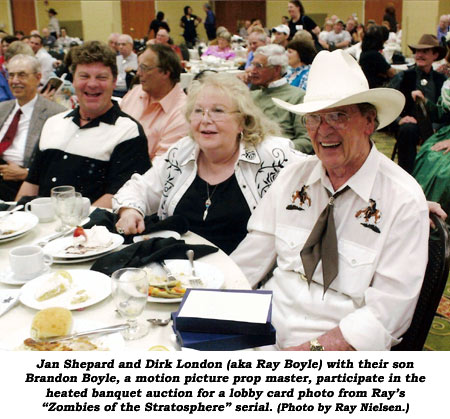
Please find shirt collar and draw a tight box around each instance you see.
[267,78,287,88]
[139,83,182,113]
[65,100,120,128]
[305,142,380,202]
[16,94,38,118]
[179,139,262,166]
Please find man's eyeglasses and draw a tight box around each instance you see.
[190,107,239,122]
[138,63,159,73]
[249,62,274,70]
[302,111,351,130]
[8,72,35,80]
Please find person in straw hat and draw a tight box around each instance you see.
[232,49,430,351]
[389,34,447,174]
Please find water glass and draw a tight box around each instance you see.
[112,268,149,340]
[50,185,75,231]
[59,192,86,227]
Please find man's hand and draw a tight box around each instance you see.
[411,90,425,102]
[399,116,417,125]
[0,162,28,181]
[282,326,355,351]
[115,208,145,235]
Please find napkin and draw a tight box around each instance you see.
[90,237,218,276]
[84,209,189,244]
[0,289,21,317]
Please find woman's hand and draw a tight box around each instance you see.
[115,208,145,235]
[431,139,450,154]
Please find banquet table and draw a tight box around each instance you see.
[0,215,250,351]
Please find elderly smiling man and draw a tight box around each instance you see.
[232,50,429,351]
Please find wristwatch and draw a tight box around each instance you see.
[310,338,324,351]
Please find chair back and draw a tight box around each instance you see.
[392,213,450,350]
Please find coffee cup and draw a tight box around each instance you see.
[9,245,53,280]
[25,197,55,223]
[81,196,91,218]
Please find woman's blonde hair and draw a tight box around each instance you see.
[185,72,281,145]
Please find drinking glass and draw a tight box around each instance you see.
[59,192,84,227]
[112,268,149,340]
[50,186,75,231]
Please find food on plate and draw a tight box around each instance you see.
[21,337,99,351]
[70,289,89,304]
[65,225,113,254]
[73,226,87,240]
[30,307,73,339]
[0,216,23,236]
[35,270,73,302]
[148,281,186,299]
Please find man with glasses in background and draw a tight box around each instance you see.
[249,44,311,153]
[0,54,64,200]
[120,44,188,160]
[232,50,429,351]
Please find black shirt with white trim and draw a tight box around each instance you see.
[27,101,151,202]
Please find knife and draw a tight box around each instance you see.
[36,227,76,247]
[38,323,130,342]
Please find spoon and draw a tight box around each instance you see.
[146,318,171,326]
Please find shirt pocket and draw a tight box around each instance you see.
[275,224,310,272]
[334,239,377,299]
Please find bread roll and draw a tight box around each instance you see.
[31,307,73,339]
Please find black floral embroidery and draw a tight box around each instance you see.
[160,147,182,216]
[254,148,287,197]
[244,149,256,160]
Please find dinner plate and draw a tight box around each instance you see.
[146,259,225,304]
[19,269,111,310]
[133,230,181,243]
[42,233,124,260]
[9,319,125,351]
[0,212,39,242]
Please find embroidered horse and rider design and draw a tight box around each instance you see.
[286,185,311,211]
[355,199,381,233]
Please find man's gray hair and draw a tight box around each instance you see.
[255,44,288,74]
[7,54,41,73]
[4,41,34,62]
[119,34,133,44]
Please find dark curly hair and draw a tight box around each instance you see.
[71,41,118,79]
[286,38,316,65]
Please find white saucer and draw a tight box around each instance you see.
[0,266,51,285]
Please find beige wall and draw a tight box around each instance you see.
[0,0,12,34]
[36,1,82,31]
[402,0,440,56]
[438,0,450,19]
[80,1,121,42]
[157,1,207,44]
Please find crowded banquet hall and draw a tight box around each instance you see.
[0,0,449,354]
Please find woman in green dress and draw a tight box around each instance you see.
[413,80,450,217]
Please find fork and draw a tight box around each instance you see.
[186,250,203,287]
[159,261,178,282]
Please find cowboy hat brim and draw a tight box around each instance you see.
[273,87,405,130]
[408,44,446,60]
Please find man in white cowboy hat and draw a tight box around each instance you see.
[389,34,447,173]
[232,50,429,351]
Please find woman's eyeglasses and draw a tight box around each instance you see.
[190,107,239,122]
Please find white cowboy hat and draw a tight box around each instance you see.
[273,49,405,129]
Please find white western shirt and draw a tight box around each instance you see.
[231,145,429,350]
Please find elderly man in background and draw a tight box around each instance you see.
[249,44,311,153]
[16,41,150,207]
[245,27,268,69]
[107,33,120,54]
[147,28,183,61]
[272,24,290,48]
[114,34,138,97]
[0,55,64,200]
[389,34,447,173]
[120,44,188,160]
[28,34,56,85]
[232,50,429,351]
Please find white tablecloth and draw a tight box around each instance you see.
[0,216,249,350]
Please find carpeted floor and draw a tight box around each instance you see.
[373,130,450,351]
